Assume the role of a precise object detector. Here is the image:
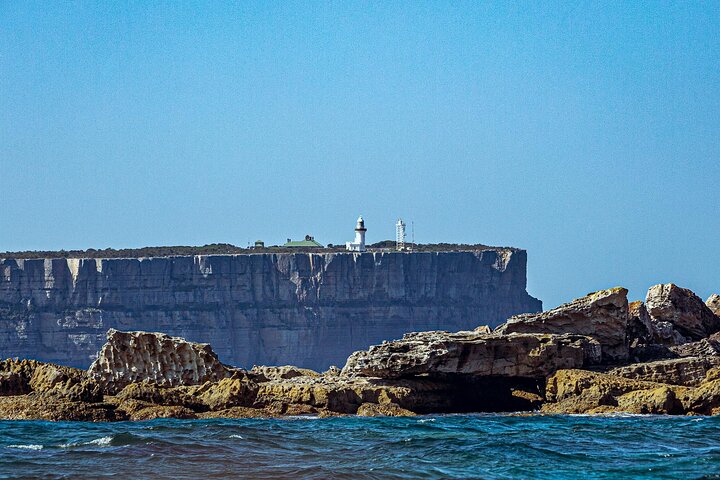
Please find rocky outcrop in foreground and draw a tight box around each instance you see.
[1,282,720,420]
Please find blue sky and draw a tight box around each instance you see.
[1,2,718,308]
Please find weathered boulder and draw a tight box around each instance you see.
[707,294,720,317]
[495,287,629,362]
[88,329,233,393]
[645,284,720,340]
[609,357,720,386]
[342,330,600,379]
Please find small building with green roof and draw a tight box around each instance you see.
[283,235,324,248]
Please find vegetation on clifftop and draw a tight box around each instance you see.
[1,241,506,259]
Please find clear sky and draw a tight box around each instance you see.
[1,2,718,308]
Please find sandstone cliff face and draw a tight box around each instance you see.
[0,251,541,370]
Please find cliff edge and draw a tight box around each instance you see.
[0,250,541,370]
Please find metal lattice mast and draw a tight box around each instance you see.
[396,219,406,251]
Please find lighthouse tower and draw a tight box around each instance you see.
[345,216,367,252]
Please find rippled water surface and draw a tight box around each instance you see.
[1,415,719,479]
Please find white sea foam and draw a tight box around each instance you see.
[88,436,113,446]
[7,444,43,450]
[229,434,244,439]
[417,418,436,423]
[60,436,114,449]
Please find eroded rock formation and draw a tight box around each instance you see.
[88,329,232,392]
[645,284,720,340]
[342,330,599,379]
[0,251,542,370]
[495,287,629,362]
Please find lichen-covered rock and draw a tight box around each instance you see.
[249,365,321,382]
[496,287,629,362]
[0,396,120,421]
[645,284,720,340]
[609,357,720,387]
[544,369,665,404]
[88,329,233,393]
[0,359,36,396]
[356,402,416,417]
[615,387,679,414]
[342,330,600,379]
[195,375,259,410]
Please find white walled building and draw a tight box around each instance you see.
[345,216,367,252]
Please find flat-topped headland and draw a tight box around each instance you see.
[0,245,541,370]
[2,283,720,421]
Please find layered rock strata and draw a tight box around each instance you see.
[495,287,629,362]
[0,251,542,370]
[2,282,720,420]
[342,330,599,379]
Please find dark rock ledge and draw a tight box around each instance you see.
[2,283,720,420]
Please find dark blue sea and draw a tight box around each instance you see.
[1,415,719,479]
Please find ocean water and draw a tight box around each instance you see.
[1,415,719,479]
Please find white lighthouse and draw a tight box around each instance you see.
[345,216,367,252]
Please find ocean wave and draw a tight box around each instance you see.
[60,435,116,449]
[6,444,43,450]
[228,434,244,439]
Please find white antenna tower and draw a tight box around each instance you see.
[411,221,415,250]
[396,219,406,251]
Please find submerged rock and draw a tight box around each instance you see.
[88,329,233,393]
[495,287,629,362]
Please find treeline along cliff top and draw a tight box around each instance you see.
[1,241,506,259]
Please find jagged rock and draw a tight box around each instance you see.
[88,329,233,393]
[356,402,416,417]
[609,357,720,386]
[627,301,654,347]
[249,365,321,382]
[496,287,629,362]
[342,330,600,379]
[0,359,36,396]
[0,359,100,402]
[0,251,542,371]
[645,284,720,340]
[707,294,720,317]
[669,333,720,357]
